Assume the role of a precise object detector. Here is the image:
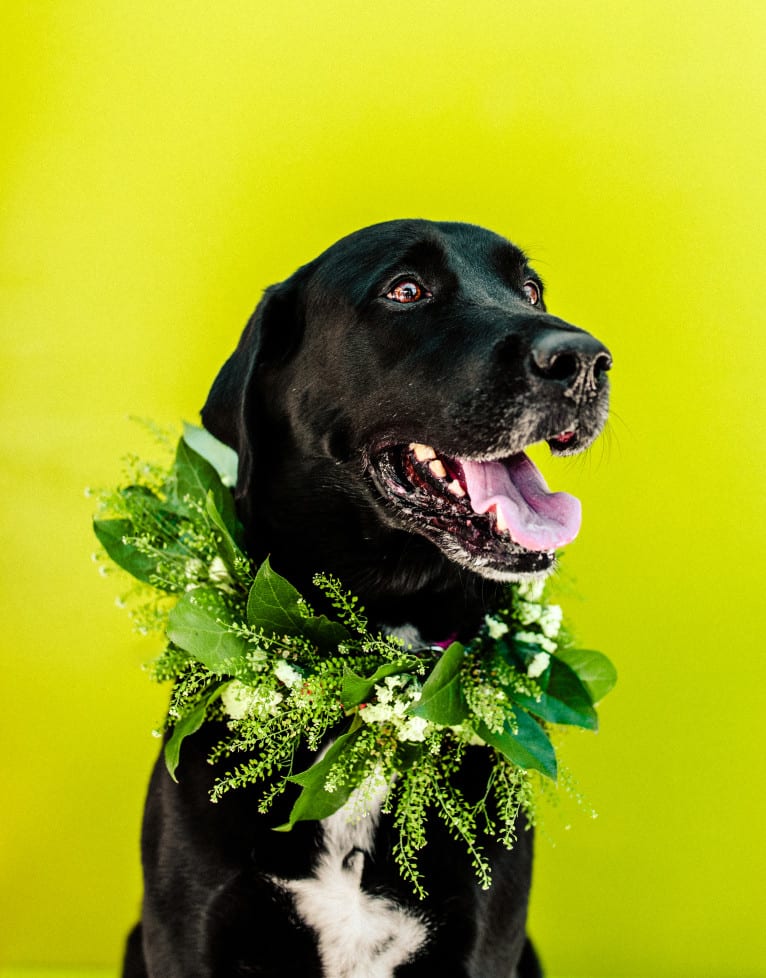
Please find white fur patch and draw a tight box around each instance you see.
[380,622,425,649]
[279,782,428,977]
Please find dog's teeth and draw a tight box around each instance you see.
[495,506,509,533]
[447,479,466,497]
[410,443,437,462]
[429,459,447,479]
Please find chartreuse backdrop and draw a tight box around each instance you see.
[2,2,764,976]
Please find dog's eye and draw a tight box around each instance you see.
[386,280,429,304]
[523,280,541,306]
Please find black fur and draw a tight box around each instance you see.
[125,219,610,977]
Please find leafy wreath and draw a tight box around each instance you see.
[93,424,616,897]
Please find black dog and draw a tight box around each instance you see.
[124,219,611,978]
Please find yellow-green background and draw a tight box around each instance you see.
[2,2,764,976]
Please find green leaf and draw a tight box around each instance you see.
[420,642,465,697]
[205,492,247,571]
[245,559,349,646]
[167,587,250,674]
[557,647,617,704]
[546,658,598,724]
[511,657,598,730]
[164,683,228,781]
[341,661,413,709]
[406,641,468,726]
[477,707,557,780]
[410,673,469,725]
[275,726,362,830]
[247,558,306,634]
[182,422,239,489]
[301,614,350,648]
[173,438,238,533]
[93,517,160,584]
[119,486,187,548]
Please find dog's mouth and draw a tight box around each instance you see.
[368,433,583,579]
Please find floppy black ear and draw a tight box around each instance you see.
[201,267,312,504]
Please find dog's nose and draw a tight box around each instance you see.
[530,329,612,394]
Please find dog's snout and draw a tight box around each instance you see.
[530,329,612,393]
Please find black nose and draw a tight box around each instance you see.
[531,328,612,394]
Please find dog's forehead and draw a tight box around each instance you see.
[307,220,533,303]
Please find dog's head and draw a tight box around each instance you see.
[202,219,610,593]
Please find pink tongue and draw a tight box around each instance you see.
[461,454,582,551]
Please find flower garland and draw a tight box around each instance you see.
[94,424,616,897]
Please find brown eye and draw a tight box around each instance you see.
[523,280,541,305]
[386,280,427,304]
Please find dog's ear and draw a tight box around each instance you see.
[201,265,312,501]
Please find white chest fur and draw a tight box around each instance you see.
[279,786,429,977]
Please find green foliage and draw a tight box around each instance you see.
[171,436,239,535]
[93,516,161,584]
[165,683,227,781]
[477,709,558,781]
[247,558,350,647]
[167,588,251,676]
[511,657,598,730]
[556,647,618,704]
[182,420,238,488]
[410,641,469,726]
[277,725,364,830]
[94,426,617,897]
[341,661,416,709]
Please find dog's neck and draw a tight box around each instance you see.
[240,503,501,644]
[234,438,507,642]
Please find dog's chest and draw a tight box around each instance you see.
[276,790,429,978]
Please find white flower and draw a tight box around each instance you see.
[527,652,551,678]
[208,556,231,583]
[222,681,258,719]
[246,647,269,669]
[222,680,283,720]
[517,602,542,626]
[359,676,424,738]
[359,702,392,724]
[392,697,411,717]
[399,716,429,742]
[516,630,557,654]
[274,659,303,689]
[376,675,407,705]
[485,616,509,639]
[538,604,563,639]
[184,557,205,579]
